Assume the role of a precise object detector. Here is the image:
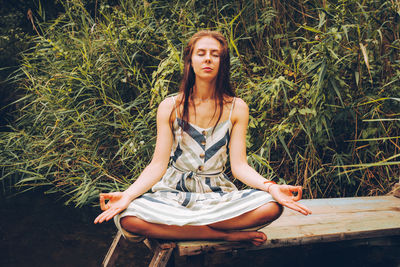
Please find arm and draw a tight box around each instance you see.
[229,98,271,189]
[120,97,174,201]
[229,98,311,215]
[94,97,175,223]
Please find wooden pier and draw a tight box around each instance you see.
[102,195,400,267]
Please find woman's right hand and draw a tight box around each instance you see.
[93,99,174,225]
[94,192,131,224]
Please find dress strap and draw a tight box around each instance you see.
[171,96,182,143]
[171,96,178,119]
[228,97,236,120]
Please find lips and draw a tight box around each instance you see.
[202,67,213,71]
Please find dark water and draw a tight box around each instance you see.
[1,190,399,267]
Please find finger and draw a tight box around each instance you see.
[94,214,101,224]
[100,196,106,211]
[280,201,301,213]
[292,186,302,201]
[99,206,123,223]
[295,202,312,215]
[97,209,117,223]
[100,192,116,199]
[94,211,108,224]
[283,201,311,215]
[106,210,121,221]
[100,193,110,199]
[286,185,302,201]
[103,208,122,222]
[101,192,122,200]
[94,210,111,224]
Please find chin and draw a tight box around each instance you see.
[197,74,218,81]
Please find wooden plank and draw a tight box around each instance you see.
[144,238,164,252]
[102,231,123,267]
[177,196,400,256]
[148,246,175,267]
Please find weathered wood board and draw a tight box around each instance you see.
[177,196,400,256]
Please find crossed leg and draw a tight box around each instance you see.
[120,202,283,246]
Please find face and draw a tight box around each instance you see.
[191,36,221,82]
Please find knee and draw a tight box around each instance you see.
[270,202,284,221]
[120,216,148,235]
[259,202,283,223]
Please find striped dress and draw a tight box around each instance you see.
[115,97,275,234]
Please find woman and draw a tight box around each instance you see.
[94,30,311,246]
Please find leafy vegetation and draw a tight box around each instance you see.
[0,0,64,130]
[0,0,399,206]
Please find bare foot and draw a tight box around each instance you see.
[225,231,267,246]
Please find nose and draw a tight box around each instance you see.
[204,52,211,62]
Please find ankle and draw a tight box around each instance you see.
[223,230,242,241]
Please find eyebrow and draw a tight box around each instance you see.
[195,48,220,52]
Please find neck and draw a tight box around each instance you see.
[193,79,216,100]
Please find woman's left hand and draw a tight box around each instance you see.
[268,184,312,215]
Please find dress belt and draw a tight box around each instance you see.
[171,164,224,193]
[171,164,223,176]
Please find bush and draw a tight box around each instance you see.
[0,0,399,206]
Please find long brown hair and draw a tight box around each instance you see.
[174,30,236,132]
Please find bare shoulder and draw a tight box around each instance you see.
[231,97,249,125]
[157,96,176,123]
[232,97,249,116]
[233,97,248,111]
[158,96,175,112]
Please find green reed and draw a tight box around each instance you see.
[0,0,399,206]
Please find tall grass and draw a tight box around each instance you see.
[0,0,399,206]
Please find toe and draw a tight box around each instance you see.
[252,240,265,246]
[256,232,267,241]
